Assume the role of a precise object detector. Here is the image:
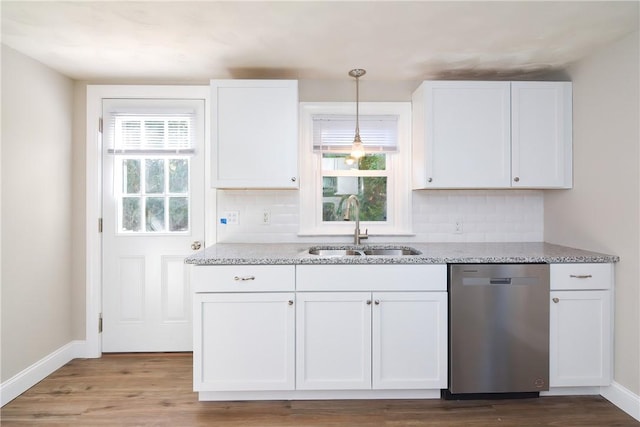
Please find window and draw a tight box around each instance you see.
[107,113,196,234]
[299,102,412,236]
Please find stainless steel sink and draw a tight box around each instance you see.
[307,246,421,256]
[307,248,363,256]
[362,248,421,256]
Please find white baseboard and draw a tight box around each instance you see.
[541,386,601,396]
[601,381,640,422]
[1,340,85,407]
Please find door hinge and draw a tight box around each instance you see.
[98,117,103,133]
[98,313,103,333]
[98,218,103,233]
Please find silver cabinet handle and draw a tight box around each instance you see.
[291,177,297,182]
[191,241,202,250]
[514,177,520,182]
[288,300,294,306]
[570,274,593,279]
[552,297,560,303]
[427,177,433,183]
[374,300,380,305]
[366,300,372,305]
[233,276,255,281]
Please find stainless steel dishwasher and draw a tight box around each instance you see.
[446,264,550,398]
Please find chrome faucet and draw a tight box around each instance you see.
[343,195,368,245]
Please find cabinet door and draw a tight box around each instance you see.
[194,292,295,391]
[549,290,611,387]
[211,80,298,188]
[296,292,372,390]
[412,81,511,188]
[372,292,447,389]
[511,82,572,188]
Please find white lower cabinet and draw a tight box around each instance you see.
[549,263,613,388]
[296,292,372,390]
[193,264,447,397]
[194,292,295,391]
[192,265,296,392]
[296,291,447,390]
[193,292,295,391]
[372,292,448,389]
[549,290,611,387]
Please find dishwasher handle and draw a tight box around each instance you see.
[489,277,512,285]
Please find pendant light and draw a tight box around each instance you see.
[348,68,366,160]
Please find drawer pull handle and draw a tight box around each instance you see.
[569,274,593,279]
[374,300,380,305]
[366,300,372,305]
[288,300,294,306]
[552,297,560,303]
[234,276,256,281]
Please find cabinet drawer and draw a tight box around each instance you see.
[296,264,447,291]
[192,265,295,292]
[550,263,612,290]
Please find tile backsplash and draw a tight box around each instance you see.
[215,189,543,243]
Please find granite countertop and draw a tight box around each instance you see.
[185,242,619,265]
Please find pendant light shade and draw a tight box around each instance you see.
[349,68,366,159]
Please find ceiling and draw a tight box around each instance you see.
[1,1,638,83]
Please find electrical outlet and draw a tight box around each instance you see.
[262,209,271,225]
[454,218,463,234]
[221,211,239,225]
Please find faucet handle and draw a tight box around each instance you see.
[360,228,369,240]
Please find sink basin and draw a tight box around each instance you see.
[307,246,421,256]
[307,248,363,256]
[362,248,421,256]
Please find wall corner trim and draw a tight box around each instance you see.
[601,381,640,422]
[1,340,85,407]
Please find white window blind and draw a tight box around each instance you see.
[107,113,195,155]
[312,114,398,153]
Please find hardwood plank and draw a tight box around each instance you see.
[1,353,637,426]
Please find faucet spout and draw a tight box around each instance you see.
[343,195,368,245]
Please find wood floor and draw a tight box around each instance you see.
[1,353,637,426]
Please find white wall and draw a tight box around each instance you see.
[544,31,640,395]
[71,83,87,339]
[1,45,75,382]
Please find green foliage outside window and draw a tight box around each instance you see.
[322,153,387,222]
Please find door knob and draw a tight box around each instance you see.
[191,241,202,251]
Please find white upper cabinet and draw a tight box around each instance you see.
[412,81,573,189]
[211,80,298,188]
[511,82,572,188]
[412,81,511,189]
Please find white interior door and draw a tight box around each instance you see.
[102,98,205,352]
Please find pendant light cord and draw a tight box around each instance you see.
[355,74,360,138]
[348,68,366,159]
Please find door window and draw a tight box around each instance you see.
[108,114,195,235]
[117,156,190,233]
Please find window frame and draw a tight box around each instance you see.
[299,102,412,236]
